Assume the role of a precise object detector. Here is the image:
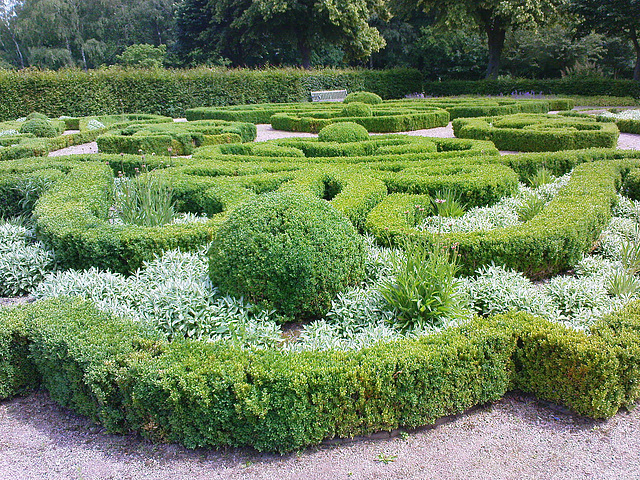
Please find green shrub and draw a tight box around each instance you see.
[208,190,366,318]
[380,240,462,331]
[366,160,621,277]
[623,169,640,200]
[452,114,620,152]
[19,118,60,138]
[25,112,49,121]
[3,296,640,452]
[344,91,383,105]
[318,122,369,143]
[341,102,373,117]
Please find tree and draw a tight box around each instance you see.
[396,0,566,78]
[0,0,25,67]
[570,0,640,81]
[175,0,389,69]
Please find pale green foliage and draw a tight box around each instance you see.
[0,223,54,296]
[34,248,283,347]
[419,173,569,233]
[86,119,106,130]
[116,44,166,68]
[461,264,560,320]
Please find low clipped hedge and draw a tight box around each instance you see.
[195,136,499,164]
[452,114,620,152]
[97,120,256,155]
[33,162,220,274]
[185,97,570,126]
[3,296,640,453]
[0,113,173,162]
[366,159,622,277]
[270,107,450,133]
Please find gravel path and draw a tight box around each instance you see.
[1,390,639,480]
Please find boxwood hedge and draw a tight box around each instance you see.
[2,295,640,453]
[452,114,620,152]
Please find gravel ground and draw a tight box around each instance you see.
[1,390,639,480]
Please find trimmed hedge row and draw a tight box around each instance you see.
[2,296,640,452]
[421,78,640,99]
[366,159,622,278]
[34,162,220,274]
[452,114,620,152]
[270,108,449,133]
[185,97,570,127]
[195,136,500,164]
[0,68,424,121]
[97,120,256,156]
[0,113,173,161]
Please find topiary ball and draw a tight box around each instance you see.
[208,190,366,318]
[19,118,57,138]
[341,102,373,118]
[318,122,369,143]
[344,91,383,105]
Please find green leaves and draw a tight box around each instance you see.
[379,239,462,332]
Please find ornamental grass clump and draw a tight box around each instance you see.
[113,172,176,227]
[208,190,366,319]
[379,239,463,332]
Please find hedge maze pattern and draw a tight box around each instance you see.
[2,100,640,453]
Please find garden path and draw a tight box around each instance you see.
[1,389,639,480]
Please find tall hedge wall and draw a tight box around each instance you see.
[0,68,423,121]
[422,78,640,99]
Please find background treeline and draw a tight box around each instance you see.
[0,0,638,81]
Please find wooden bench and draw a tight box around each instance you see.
[310,89,348,102]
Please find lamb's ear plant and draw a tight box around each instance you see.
[379,237,462,332]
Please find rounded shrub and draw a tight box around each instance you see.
[318,122,369,143]
[19,118,58,137]
[341,102,373,118]
[344,91,383,105]
[208,190,366,318]
[25,112,50,121]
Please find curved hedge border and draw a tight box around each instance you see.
[97,120,257,156]
[194,136,500,164]
[452,114,620,152]
[269,107,449,133]
[2,295,640,453]
[185,97,572,125]
[0,113,173,161]
[366,157,634,278]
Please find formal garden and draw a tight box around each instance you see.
[1,70,640,456]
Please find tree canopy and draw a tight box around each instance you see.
[174,0,389,68]
[570,0,640,81]
[397,0,567,78]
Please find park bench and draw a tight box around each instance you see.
[310,89,348,102]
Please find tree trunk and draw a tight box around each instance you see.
[80,43,87,71]
[10,31,24,69]
[298,37,311,69]
[632,29,640,82]
[485,24,506,79]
